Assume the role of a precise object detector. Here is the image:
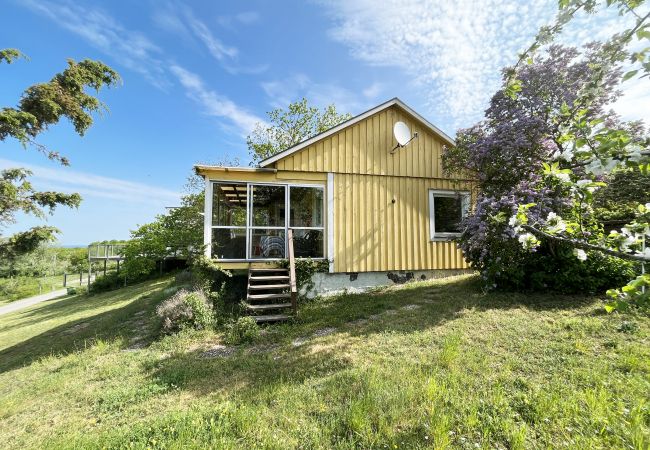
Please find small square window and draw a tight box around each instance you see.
[429,190,470,240]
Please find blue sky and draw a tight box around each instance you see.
[1,0,647,245]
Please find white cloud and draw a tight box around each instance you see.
[612,78,650,126]
[236,11,261,25]
[318,0,649,130]
[171,65,266,136]
[362,82,384,99]
[217,11,261,28]
[0,159,180,205]
[151,3,266,75]
[261,73,375,114]
[22,0,169,88]
[183,8,238,61]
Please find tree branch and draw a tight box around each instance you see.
[522,224,650,262]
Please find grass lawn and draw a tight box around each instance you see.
[0,275,648,449]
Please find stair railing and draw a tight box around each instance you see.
[287,229,298,314]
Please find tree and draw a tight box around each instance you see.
[246,98,351,164]
[445,1,650,309]
[0,48,120,264]
[122,189,204,280]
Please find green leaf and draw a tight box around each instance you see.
[622,70,639,81]
[604,303,616,313]
[636,30,650,40]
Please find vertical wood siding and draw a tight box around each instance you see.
[331,174,470,272]
[271,104,472,272]
[275,106,457,180]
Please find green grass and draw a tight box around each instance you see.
[0,275,648,449]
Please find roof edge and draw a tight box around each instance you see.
[258,97,455,168]
[194,165,277,175]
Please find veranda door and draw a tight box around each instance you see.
[248,183,287,259]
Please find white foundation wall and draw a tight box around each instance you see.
[303,269,474,298]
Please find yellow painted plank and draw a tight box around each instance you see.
[371,114,380,176]
[359,121,367,175]
[379,111,386,176]
[379,175,387,271]
[323,138,330,171]
[345,174,353,270]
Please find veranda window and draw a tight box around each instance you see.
[210,182,325,260]
[428,190,470,240]
[290,186,324,258]
[211,183,247,259]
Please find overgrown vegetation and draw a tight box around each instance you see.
[280,257,330,297]
[223,316,260,344]
[0,275,648,449]
[156,289,214,334]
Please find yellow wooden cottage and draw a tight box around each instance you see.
[195,98,472,313]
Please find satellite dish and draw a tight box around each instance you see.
[394,121,411,146]
[391,121,418,154]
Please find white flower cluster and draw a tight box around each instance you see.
[545,212,566,234]
[508,215,523,234]
[518,233,540,250]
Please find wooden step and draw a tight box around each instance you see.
[243,302,292,311]
[247,293,291,301]
[250,275,290,281]
[249,268,288,273]
[253,314,291,323]
[248,283,290,290]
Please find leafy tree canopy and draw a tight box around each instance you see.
[246,98,351,165]
[0,48,119,264]
[122,190,204,280]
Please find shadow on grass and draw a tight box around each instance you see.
[0,279,170,374]
[0,274,601,388]
[292,275,600,338]
[146,275,601,398]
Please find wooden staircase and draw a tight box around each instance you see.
[244,230,298,323]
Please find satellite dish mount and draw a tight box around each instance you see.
[391,121,418,154]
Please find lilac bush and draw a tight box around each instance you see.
[445,45,636,292]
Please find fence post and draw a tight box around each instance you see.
[63,273,67,287]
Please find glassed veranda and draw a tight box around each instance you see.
[211,182,324,260]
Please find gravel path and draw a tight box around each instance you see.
[0,289,69,317]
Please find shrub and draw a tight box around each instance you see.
[224,316,260,345]
[67,285,88,295]
[191,256,247,308]
[89,272,125,293]
[156,289,214,334]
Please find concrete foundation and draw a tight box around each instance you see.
[305,269,474,298]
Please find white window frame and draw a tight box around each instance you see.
[428,189,470,241]
[289,185,326,259]
[208,180,326,261]
[210,181,249,261]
